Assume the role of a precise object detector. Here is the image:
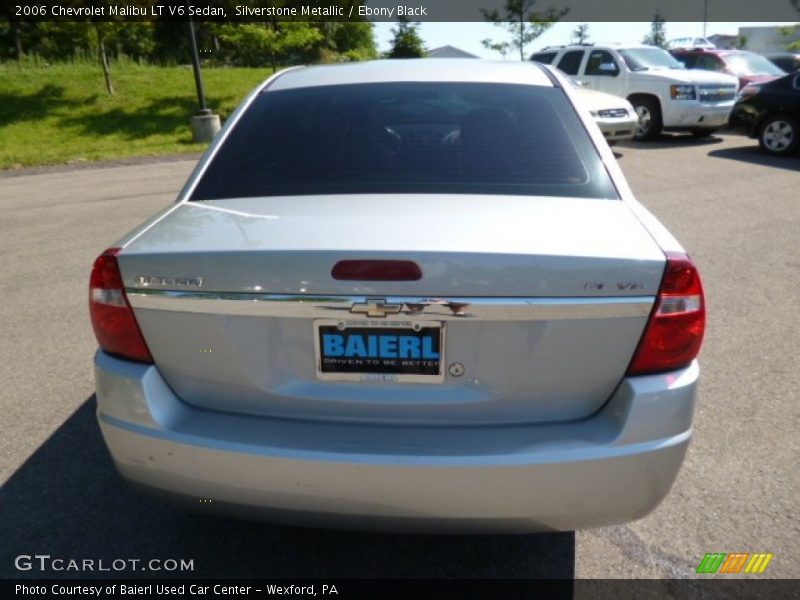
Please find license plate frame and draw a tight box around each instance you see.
[313,318,445,383]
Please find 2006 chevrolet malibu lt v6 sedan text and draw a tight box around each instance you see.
[90,60,705,533]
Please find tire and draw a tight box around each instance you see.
[690,128,720,138]
[758,115,800,156]
[631,97,663,141]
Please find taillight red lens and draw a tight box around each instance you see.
[89,248,153,363]
[627,252,705,376]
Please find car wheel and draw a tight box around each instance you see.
[759,116,799,156]
[632,98,662,141]
[690,128,720,138]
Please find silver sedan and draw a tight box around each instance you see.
[90,59,705,532]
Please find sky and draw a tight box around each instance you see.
[372,22,797,58]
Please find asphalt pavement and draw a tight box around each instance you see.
[1,133,797,580]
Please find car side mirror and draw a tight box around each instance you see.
[598,63,619,75]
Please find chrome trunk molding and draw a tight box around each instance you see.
[127,289,654,321]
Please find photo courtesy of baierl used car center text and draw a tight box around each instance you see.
[1,0,798,598]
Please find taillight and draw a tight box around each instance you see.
[627,252,705,376]
[89,248,153,363]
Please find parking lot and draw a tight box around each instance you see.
[0,133,797,579]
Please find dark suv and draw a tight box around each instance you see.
[670,48,784,90]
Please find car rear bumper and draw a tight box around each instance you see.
[95,350,697,533]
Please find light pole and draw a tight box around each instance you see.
[187,9,220,143]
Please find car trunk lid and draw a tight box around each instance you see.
[118,195,665,425]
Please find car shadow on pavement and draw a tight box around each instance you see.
[1,396,576,582]
[708,145,800,172]
[617,133,725,150]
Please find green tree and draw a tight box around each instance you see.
[482,38,511,59]
[330,21,377,61]
[312,21,377,63]
[23,22,91,59]
[788,0,800,49]
[572,23,590,45]
[481,0,569,61]
[90,1,153,94]
[216,22,322,70]
[778,24,800,51]
[105,23,155,61]
[16,22,119,94]
[94,23,115,95]
[152,21,191,64]
[387,17,425,58]
[643,11,667,48]
[6,19,25,59]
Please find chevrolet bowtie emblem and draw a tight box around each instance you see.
[350,300,403,318]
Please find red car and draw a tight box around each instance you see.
[670,48,784,90]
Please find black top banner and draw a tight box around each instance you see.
[4,0,800,22]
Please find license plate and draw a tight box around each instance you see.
[314,319,444,383]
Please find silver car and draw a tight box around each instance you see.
[90,60,705,532]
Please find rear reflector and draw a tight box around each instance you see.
[89,248,153,363]
[332,260,422,281]
[627,252,705,376]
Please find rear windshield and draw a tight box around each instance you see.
[190,82,618,201]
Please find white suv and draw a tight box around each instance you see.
[532,43,739,140]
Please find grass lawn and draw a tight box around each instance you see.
[0,60,274,169]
